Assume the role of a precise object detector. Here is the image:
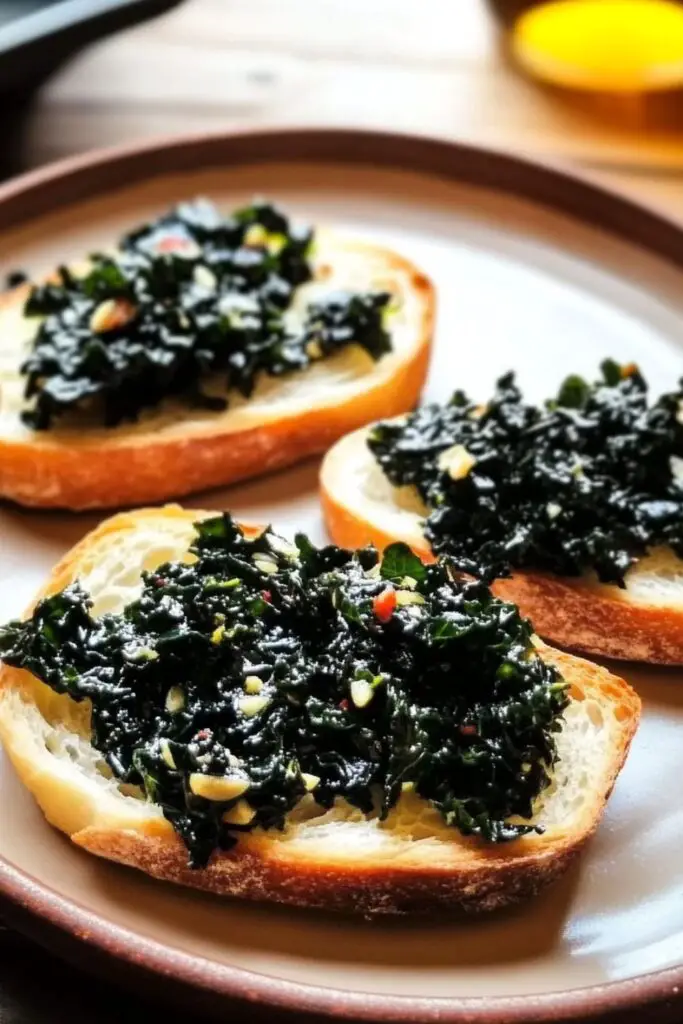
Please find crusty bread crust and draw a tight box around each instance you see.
[0,507,640,915]
[71,642,638,915]
[0,235,434,510]
[492,574,683,665]
[72,815,580,916]
[320,425,683,665]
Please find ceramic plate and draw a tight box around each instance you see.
[0,130,682,1024]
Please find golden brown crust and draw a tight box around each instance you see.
[0,508,640,915]
[72,824,582,916]
[0,244,434,510]
[492,574,683,665]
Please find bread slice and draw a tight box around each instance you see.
[0,232,433,510]
[321,425,683,665]
[0,506,640,915]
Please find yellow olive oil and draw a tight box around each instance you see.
[490,0,683,92]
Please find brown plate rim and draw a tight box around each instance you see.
[1,126,682,1024]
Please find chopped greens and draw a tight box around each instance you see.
[368,360,683,586]
[0,516,568,868]
[4,269,27,291]
[19,199,392,429]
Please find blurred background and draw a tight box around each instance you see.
[1,0,683,219]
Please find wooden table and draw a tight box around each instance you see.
[3,1,683,1021]
[14,0,683,215]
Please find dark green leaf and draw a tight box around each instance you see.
[294,532,317,566]
[81,261,130,300]
[430,615,473,641]
[380,543,427,584]
[600,358,623,386]
[557,373,590,409]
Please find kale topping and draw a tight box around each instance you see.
[368,360,683,587]
[5,270,27,291]
[19,199,391,430]
[0,516,567,868]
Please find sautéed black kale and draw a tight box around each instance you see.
[0,516,568,867]
[368,360,683,587]
[19,199,392,429]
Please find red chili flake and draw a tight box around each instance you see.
[339,699,350,711]
[153,576,166,587]
[196,729,211,741]
[156,235,192,254]
[372,587,397,623]
[459,724,477,737]
[261,590,272,603]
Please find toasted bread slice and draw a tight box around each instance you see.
[0,233,433,510]
[321,425,683,664]
[0,506,639,915]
